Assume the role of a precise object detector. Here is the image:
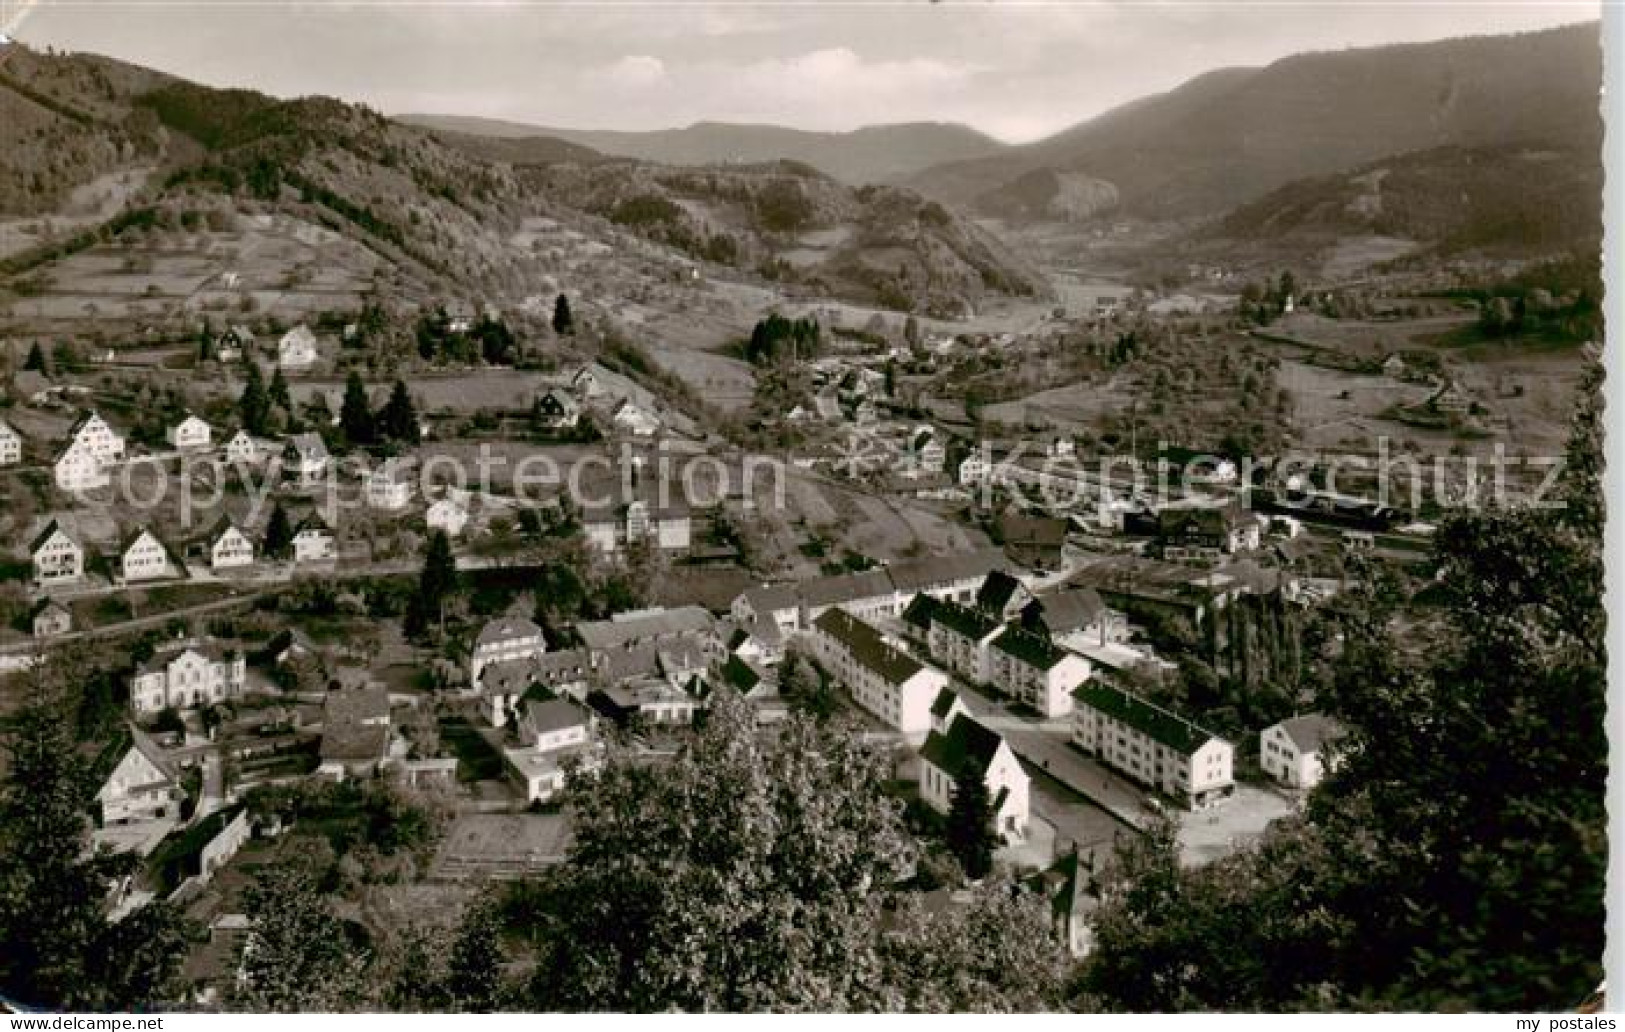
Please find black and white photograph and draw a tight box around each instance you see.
[0,0,1611,1017]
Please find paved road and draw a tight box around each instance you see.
[950,676,1156,832]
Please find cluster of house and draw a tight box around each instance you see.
[208,323,321,371]
[541,364,664,439]
[28,507,336,598]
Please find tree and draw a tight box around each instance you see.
[1082,359,1607,1011]
[23,341,48,374]
[340,371,375,446]
[268,365,293,413]
[552,294,574,336]
[239,362,270,435]
[944,762,998,880]
[263,502,293,560]
[405,530,458,639]
[0,672,191,1009]
[377,379,419,443]
[234,848,370,1011]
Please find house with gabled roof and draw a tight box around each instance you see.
[919,712,1030,840]
[120,526,181,583]
[281,432,330,488]
[471,616,548,684]
[1072,682,1233,808]
[200,517,254,571]
[610,398,661,438]
[534,388,580,430]
[222,429,270,466]
[808,607,947,744]
[291,514,336,564]
[974,570,1034,620]
[426,492,471,537]
[1261,713,1346,790]
[31,598,72,639]
[95,724,182,826]
[1018,587,1127,651]
[364,460,415,511]
[926,599,1002,684]
[131,639,246,715]
[166,413,212,450]
[277,325,319,370]
[68,410,125,464]
[31,518,84,587]
[0,418,22,465]
[1026,849,1102,958]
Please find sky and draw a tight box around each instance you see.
[5,0,1602,143]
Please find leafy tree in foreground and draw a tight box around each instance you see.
[551,293,574,336]
[521,691,1063,1011]
[233,847,370,1011]
[1082,357,1606,1011]
[0,667,192,1009]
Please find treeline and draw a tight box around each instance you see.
[741,313,821,366]
[415,307,518,365]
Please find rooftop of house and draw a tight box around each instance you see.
[997,513,1068,547]
[975,570,1027,614]
[319,721,390,763]
[476,616,545,649]
[902,592,941,632]
[1020,588,1108,636]
[930,599,1002,642]
[888,547,1008,593]
[920,712,1007,780]
[323,686,390,726]
[800,568,895,609]
[1274,713,1347,754]
[929,686,961,720]
[1073,682,1224,756]
[991,625,1073,670]
[812,608,926,686]
[577,606,714,652]
[522,697,591,737]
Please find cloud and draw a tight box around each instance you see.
[606,54,667,89]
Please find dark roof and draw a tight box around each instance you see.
[29,517,75,554]
[929,687,960,719]
[930,599,1001,642]
[997,513,1067,547]
[523,698,590,736]
[800,569,894,609]
[1156,502,1247,537]
[1276,713,1345,753]
[975,570,1026,614]
[476,616,543,648]
[320,721,390,762]
[1021,588,1107,636]
[888,548,1007,593]
[811,608,925,686]
[901,593,940,632]
[323,687,390,725]
[1072,682,1223,756]
[720,654,763,692]
[991,626,1072,670]
[919,713,1006,779]
[741,583,800,614]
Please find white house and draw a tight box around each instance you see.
[571,365,604,399]
[281,433,330,489]
[31,519,84,587]
[925,600,1001,685]
[1260,714,1346,790]
[291,516,336,564]
[53,438,108,491]
[919,711,1030,840]
[69,410,125,465]
[166,414,212,450]
[582,499,691,554]
[987,626,1092,719]
[130,640,247,715]
[807,607,948,744]
[426,495,470,537]
[1071,682,1234,809]
[96,725,182,825]
[471,616,548,684]
[277,325,319,370]
[0,419,22,465]
[120,527,177,583]
[206,519,255,571]
[222,429,269,466]
[505,696,601,803]
[610,399,661,437]
[364,461,415,512]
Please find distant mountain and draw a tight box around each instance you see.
[396,115,1007,186]
[1206,143,1603,257]
[906,22,1602,222]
